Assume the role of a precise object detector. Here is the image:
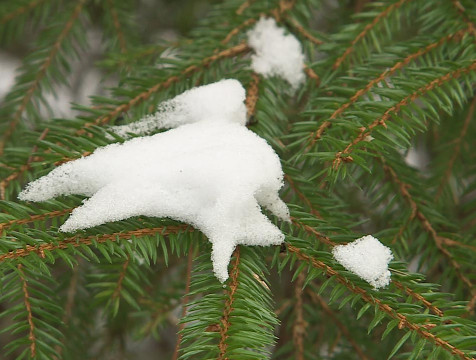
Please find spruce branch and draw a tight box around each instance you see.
[111,255,130,302]
[450,0,476,36]
[17,264,37,358]
[311,28,469,144]
[218,246,241,360]
[293,272,306,360]
[333,61,476,168]
[0,0,48,25]
[436,95,476,198]
[78,42,250,132]
[105,0,127,55]
[332,0,412,70]
[0,127,49,199]
[0,226,190,263]
[307,291,372,360]
[286,244,475,360]
[172,245,194,360]
[381,159,476,302]
[0,0,87,155]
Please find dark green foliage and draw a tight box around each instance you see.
[1,0,476,359]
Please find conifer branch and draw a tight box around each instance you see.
[450,0,476,36]
[436,95,476,198]
[287,244,475,360]
[333,0,411,70]
[286,18,323,45]
[79,42,250,132]
[18,264,37,358]
[285,175,322,217]
[382,159,476,296]
[293,215,447,317]
[111,255,130,301]
[218,246,241,360]
[0,0,48,25]
[333,61,476,168]
[303,64,320,86]
[311,29,468,143]
[393,280,445,317]
[0,208,72,231]
[236,0,256,15]
[307,291,372,360]
[245,72,260,121]
[0,226,190,263]
[172,245,194,360]
[106,0,127,54]
[293,272,306,360]
[54,262,80,359]
[0,0,87,156]
[0,128,49,199]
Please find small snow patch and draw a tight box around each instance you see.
[332,235,393,289]
[247,17,305,89]
[19,79,289,283]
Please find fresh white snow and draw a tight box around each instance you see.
[19,79,290,283]
[247,17,305,89]
[332,235,393,289]
[110,79,247,138]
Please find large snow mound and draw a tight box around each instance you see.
[247,17,305,89]
[19,79,290,283]
[332,235,393,289]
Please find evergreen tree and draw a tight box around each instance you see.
[1,0,476,359]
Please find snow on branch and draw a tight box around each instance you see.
[247,17,305,89]
[19,79,290,283]
[332,235,393,289]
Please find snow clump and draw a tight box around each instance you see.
[19,79,290,283]
[332,235,393,289]
[110,79,247,138]
[247,17,305,89]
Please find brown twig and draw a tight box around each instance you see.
[290,217,336,247]
[236,0,256,15]
[106,0,127,54]
[382,159,476,299]
[436,95,476,198]
[333,0,411,70]
[303,65,320,86]
[18,264,37,358]
[0,225,191,263]
[172,245,195,360]
[287,244,475,360]
[218,246,241,360]
[285,174,322,218]
[333,61,476,168]
[0,0,47,25]
[308,291,371,360]
[286,18,323,45]
[111,255,130,301]
[245,72,260,121]
[293,272,306,360]
[0,208,73,232]
[393,280,444,317]
[54,261,81,359]
[0,128,50,200]
[450,0,476,36]
[0,0,87,156]
[312,29,468,143]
